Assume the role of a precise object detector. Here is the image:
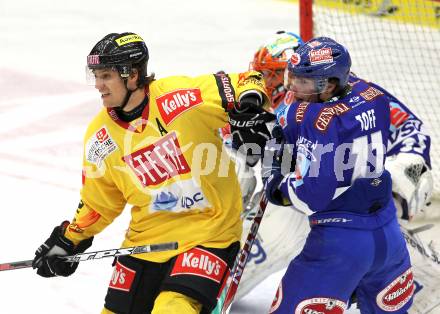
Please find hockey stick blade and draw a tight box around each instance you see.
[0,241,178,272]
[406,224,435,236]
[221,189,269,313]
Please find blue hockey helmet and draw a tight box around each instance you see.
[287,37,351,92]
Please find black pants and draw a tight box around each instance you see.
[104,242,239,314]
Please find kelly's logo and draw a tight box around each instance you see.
[122,132,190,187]
[170,247,228,283]
[109,261,136,292]
[156,88,203,125]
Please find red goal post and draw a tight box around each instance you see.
[299,0,440,198]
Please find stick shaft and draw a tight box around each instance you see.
[221,192,269,313]
[0,241,178,272]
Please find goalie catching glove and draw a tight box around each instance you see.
[385,153,433,220]
[32,221,93,277]
[229,91,276,166]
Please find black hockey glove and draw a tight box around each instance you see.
[32,221,93,278]
[229,93,276,166]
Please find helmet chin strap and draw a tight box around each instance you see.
[114,78,149,123]
[116,79,133,111]
[314,78,330,103]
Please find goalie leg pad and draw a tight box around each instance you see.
[236,203,310,300]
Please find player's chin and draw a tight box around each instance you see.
[293,94,312,103]
[102,102,119,108]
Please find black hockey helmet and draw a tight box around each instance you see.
[86,32,149,85]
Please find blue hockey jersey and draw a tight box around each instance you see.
[276,78,392,215]
[277,75,431,168]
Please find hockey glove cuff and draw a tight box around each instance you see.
[32,221,93,277]
[229,94,276,163]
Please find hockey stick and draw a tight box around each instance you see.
[400,224,440,313]
[0,241,178,272]
[221,188,269,314]
[406,224,434,236]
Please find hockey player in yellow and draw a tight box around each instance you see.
[31,32,272,314]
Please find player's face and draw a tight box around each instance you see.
[93,69,127,108]
[261,69,285,108]
[261,69,284,90]
[287,75,318,102]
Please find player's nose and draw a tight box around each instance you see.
[94,79,104,91]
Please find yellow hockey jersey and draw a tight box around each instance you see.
[64,71,268,262]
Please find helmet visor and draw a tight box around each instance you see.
[85,66,126,86]
[284,68,329,99]
[86,63,132,85]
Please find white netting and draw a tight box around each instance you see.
[310,0,440,197]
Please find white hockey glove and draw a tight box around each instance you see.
[385,153,433,220]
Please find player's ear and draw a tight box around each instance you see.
[127,68,139,89]
[324,80,338,94]
[320,80,338,101]
[131,68,139,79]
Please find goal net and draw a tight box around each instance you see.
[299,0,440,198]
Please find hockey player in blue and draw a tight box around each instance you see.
[262,37,414,313]
[219,32,433,306]
[277,73,433,220]
[275,72,433,221]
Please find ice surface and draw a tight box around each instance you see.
[1,0,439,313]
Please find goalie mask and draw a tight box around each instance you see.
[250,31,303,110]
